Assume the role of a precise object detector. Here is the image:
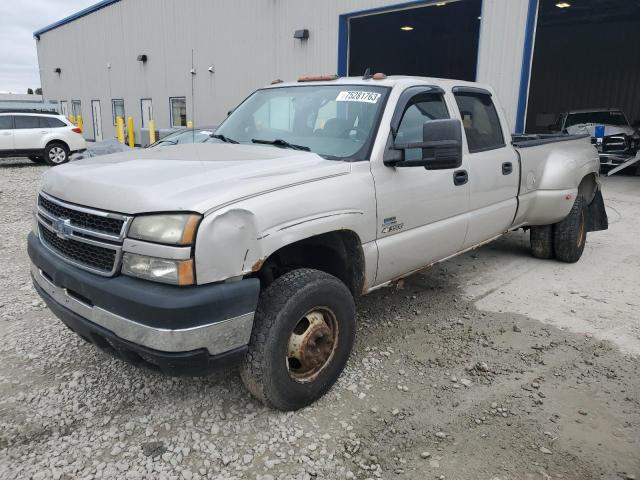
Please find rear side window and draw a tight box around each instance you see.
[453,92,505,153]
[0,116,12,129]
[14,116,40,129]
[40,117,66,128]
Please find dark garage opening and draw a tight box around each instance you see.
[526,0,640,133]
[348,0,482,81]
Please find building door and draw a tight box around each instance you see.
[60,101,68,117]
[141,99,153,128]
[91,100,103,141]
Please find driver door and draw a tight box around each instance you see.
[371,87,470,285]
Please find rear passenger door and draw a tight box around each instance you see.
[452,88,519,248]
[0,116,14,153]
[13,116,48,151]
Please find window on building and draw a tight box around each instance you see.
[170,97,187,127]
[71,100,82,119]
[112,99,125,125]
[453,92,505,153]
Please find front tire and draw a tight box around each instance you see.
[240,269,356,411]
[553,195,587,263]
[44,142,70,166]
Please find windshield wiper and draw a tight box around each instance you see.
[209,133,239,144]
[251,138,310,151]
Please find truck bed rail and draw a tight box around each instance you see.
[512,133,590,148]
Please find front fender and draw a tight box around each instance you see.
[194,207,370,284]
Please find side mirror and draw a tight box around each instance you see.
[384,119,463,169]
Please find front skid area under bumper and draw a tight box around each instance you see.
[28,232,260,376]
[34,280,247,376]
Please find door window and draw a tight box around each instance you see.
[71,100,82,118]
[453,92,505,153]
[14,116,41,129]
[0,116,13,129]
[112,99,125,125]
[395,92,449,161]
[170,97,187,127]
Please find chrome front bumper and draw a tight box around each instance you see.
[31,263,254,356]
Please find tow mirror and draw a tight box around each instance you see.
[384,118,463,169]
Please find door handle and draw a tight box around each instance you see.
[453,169,468,186]
[502,162,513,175]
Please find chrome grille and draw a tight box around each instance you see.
[36,192,132,276]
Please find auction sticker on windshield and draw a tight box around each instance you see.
[336,91,381,103]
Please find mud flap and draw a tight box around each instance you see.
[586,190,608,232]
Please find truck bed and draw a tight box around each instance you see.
[511,133,590,148]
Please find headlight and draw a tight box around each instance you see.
[122,253,194,285]
[128,214,201,245]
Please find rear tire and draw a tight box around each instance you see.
[240,269,356,411]
[44,142,70,166]
[28,155,45,164]
[530,225,554,259]
[553,195,587,263]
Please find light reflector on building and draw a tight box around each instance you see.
[400,25,414,31]
[555,2,571,7]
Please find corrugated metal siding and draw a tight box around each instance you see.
[37,0,529,139]
[476,0,530,131]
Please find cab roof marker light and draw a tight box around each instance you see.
[297,74,339,82]
[270,79,283,85]
[372,73,387,80]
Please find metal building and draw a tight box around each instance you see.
[34,0,640,143]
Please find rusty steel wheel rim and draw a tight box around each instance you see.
[286,307,339,383]
[577,210,586,247]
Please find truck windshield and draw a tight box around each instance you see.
[212,85,389,160]
[565,111,629,128]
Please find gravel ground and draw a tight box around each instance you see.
[1,158,639,480]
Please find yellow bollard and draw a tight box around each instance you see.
[187,120,193,129]
[69,114,76,125]
[127,116,135,148]
[77,114,83,133]
[148,119,156,144]
[116,116,125,144]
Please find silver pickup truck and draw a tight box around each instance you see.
[28,75,607,410]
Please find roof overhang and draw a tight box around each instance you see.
[33,0,121,39]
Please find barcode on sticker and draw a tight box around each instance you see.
[336,91,381,103]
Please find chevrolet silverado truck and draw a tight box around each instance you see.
[28,75,608,410]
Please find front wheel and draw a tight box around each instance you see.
[553,195,587,263]
[240,269,356,411]
[44,143,70,166]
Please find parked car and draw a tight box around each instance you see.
[550,109,640,170]
[0,111,86,165]
[28,75,607,410]
[147,126,216,148]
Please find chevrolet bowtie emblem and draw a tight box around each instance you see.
[52,218,73,238]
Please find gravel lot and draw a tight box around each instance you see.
[1,158,639,480]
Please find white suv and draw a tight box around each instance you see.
[0,112,87,165]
